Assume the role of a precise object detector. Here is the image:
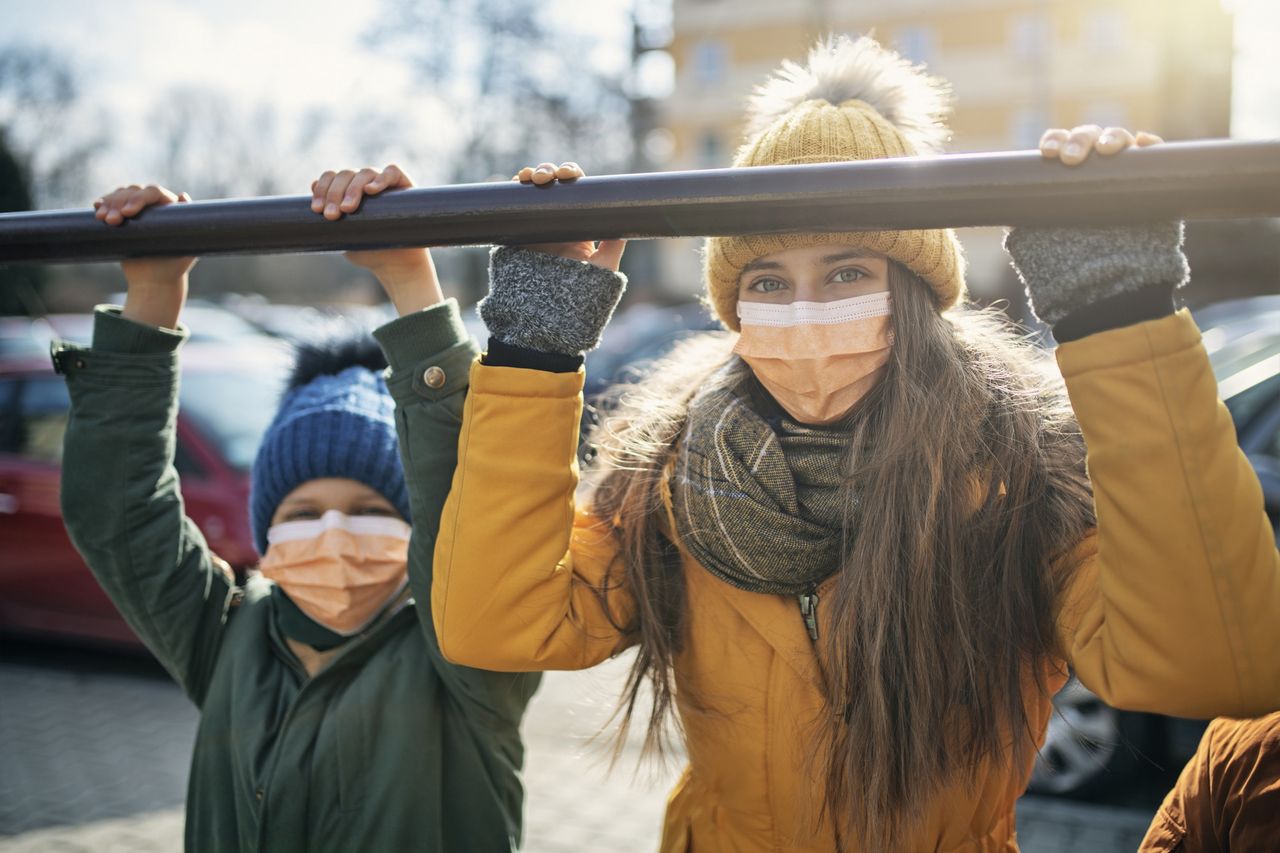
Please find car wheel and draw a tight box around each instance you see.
[1028,677,1153,798]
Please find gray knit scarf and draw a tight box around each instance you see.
[670,367,853,595]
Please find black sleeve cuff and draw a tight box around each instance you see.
[1052,284,1177,344]
[482,337,584,373]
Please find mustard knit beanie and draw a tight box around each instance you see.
[704,35,967,330]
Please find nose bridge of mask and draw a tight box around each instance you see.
[266,509,411,546]
[736,290,892,327]
[261,512,411,584]
[734,292,893,360]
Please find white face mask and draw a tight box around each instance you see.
[733,291,894,425]
[259,510,411,636]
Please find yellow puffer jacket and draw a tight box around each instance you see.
[434,310,1280,852]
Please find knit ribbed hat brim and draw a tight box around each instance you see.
[250,357,409,555]
[703,35,967,329]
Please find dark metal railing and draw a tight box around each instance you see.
[1,140,1277,265]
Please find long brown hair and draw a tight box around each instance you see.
[584,263,1095,845]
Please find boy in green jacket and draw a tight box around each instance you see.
[58,166,538,852]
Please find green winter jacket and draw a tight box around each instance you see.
[54,300,540,853]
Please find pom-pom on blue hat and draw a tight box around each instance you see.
[250,336,409,555]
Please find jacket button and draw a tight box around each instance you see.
[422,365,446,389]
[255,788,264,801]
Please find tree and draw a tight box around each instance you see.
[363,0,644,301]
[0,44,112,314]
[0,43,106,209]
[145,86,285,200]
[366,0,633,183]
[0,130,31,213]
[143,86,357,203]
[0,129,47,315]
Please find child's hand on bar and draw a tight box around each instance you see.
[310,164,445,315]
[1039,125,1163,167]
[92,184,195,330]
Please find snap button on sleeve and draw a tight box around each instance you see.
[422,365,446,389]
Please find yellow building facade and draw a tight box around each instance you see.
[657,0,1232,299]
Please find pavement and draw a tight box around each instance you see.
[0,641,1159,852]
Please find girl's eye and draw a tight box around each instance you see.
[355,506,396,517]
[748,277,787,294]
[284,509,320,521]
[832,267,867,283]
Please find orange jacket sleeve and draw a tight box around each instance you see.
[1139,712,1280,853]
[432,361,635,672]
[1055,310,1280,718]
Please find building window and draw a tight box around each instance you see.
[697,130,724,168]
[896,25,937,66]
[1085,10,1126,54]
[691,39,728,86]
[1084,102,1129,131]
[643,127,676,165]
[1010,12,1051,61]
[1010,107,1051,150]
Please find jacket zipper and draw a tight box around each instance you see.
[798,589,820,641]
[256,607,412,849]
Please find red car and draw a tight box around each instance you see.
[0,320,291,648]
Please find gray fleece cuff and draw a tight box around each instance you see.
[480,246,627,357]
[1004,223,1189,327]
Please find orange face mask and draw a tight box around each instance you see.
[258,510,410,636]
[733,291,894,425]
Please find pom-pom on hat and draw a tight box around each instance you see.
[704,35,968,330]
[249,335,409,555]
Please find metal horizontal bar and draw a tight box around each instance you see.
[2,140,1278,265]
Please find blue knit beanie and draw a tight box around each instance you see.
[249,337,410,555]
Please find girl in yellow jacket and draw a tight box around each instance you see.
[434,36,1280,852]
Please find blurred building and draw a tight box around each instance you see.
[656,0,1233,303]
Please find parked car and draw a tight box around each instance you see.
[0,321,291,648]
[102,296,284,346]
[0,316,60,360]
[217,293,399,344]
[1029,294,1280,798]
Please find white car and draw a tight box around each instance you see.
[1029,294,1280,798]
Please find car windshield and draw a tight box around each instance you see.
[1200,299,1280,431]
[1225,371,1280,433]
[178,369,286,471]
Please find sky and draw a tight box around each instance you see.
[12,1,418,124]
[4,0,1278,207]
[3,0,639,203]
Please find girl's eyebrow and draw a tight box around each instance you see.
[820,250,873,264]
[740,258,785,273]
